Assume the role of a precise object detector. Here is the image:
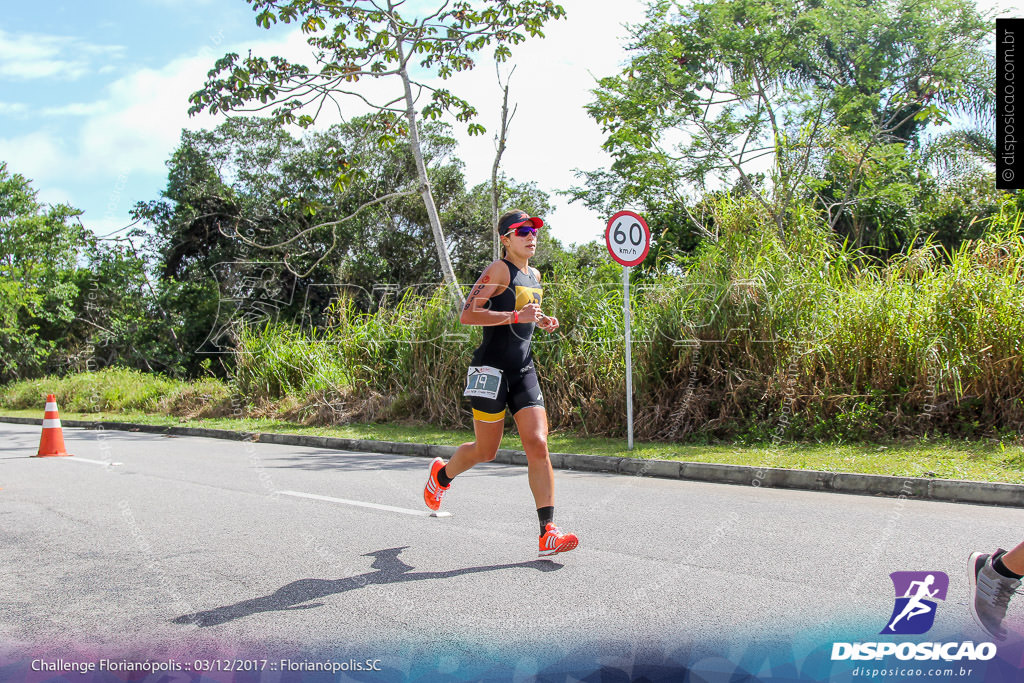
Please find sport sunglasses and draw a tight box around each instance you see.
[507,219,539,237]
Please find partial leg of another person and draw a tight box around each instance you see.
[969,540,1024,640]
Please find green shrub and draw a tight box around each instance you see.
[0,367,232,417]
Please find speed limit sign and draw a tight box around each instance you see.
[605,210,651,267]
[604,210,650,451]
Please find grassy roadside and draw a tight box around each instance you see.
[2,407,1023,484]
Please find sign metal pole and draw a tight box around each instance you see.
[605,210,650,454]
[623,265,634,450]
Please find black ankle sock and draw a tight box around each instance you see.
[436,465,453,487]
[994,552,1024,580]
[538,506,554,536]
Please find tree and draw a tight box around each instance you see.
[135,115,557,365]
[0,162,87,381]
[579,0,992,248]
[188,0,565,291]
[57,237,181,376]
[0,162,198,379]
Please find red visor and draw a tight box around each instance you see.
[500,215,544,235]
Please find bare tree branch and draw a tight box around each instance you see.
[491,63,516,260]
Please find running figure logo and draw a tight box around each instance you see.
[881,571,949,635]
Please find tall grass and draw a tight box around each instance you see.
[233,288,476,424]
[231,199,1024,440]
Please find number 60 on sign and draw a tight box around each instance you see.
[605,210,651,267]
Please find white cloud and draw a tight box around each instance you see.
[35,185,75,207]
[75,57,225,176]
[41,102,110,117]
[71,29,318,177]
[0,29,123,80]
[0,28,313,185]
[0,101,28,115]
[0,131,69,182]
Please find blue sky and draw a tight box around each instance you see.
[1,1,278,235]
[0,0,1011,248]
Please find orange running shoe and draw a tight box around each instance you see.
[539,523,579,557]
[423,457,450,511]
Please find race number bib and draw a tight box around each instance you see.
[464,366,503,399]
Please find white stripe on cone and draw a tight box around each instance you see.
[42,419,62,429]
[44,402,58,412]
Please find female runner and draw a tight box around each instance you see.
[422,209,578,557]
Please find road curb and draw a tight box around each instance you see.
[3,415,1022,508]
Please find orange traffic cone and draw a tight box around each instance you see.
[34,394,72,457]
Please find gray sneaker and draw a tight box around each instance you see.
[968,549,1020,641]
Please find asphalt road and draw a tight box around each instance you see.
[3,422,1024,678]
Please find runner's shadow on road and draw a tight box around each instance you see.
[172,546,563,627]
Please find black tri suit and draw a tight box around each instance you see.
[464,259,546,422]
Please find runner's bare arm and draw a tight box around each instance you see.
[460,261,514,326]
